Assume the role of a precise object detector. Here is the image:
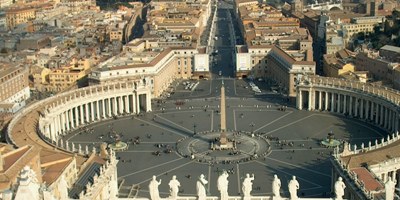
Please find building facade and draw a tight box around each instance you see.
[0,65,30,113]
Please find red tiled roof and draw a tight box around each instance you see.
[352,167,384,192]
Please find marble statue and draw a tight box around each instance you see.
[242,173,255,197]
[149,176,162,200]
[196,174,208,200]
[385,177,396,200]
[334,177,346,200]
[169,175,181,199]
[288,176,299,200]
[217,170,229,200]
[58,175,69,200]
[272,174,281,199]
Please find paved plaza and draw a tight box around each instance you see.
[66,81,385,198]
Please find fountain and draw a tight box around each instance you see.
[321,131,341,147]
[108,131,128,151]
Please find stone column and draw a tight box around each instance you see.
[297,90,303,110]
[370,101,374,121]
[49,121,56,141]
[91,102,95,122]
[318,91,322,110]
[349,96,353,116]
[119,96,123,114]
[61,112,66,133]
[384,107,389,129]
[66,110,70,131]
[50,123,56,141]
[136,94,141,113]
[380,105,384,126]
[102,99,106,119]
[96,100,100,120]
[132,94,137,114]
[146,92,152,112]
[85,103,89,123]
[113,97,117,116]
[365,100,369,120]
[389,110,393,131]
[331,93,335,112]
[392,171,397,182]
[80,105,84,125]
[395,112,399,133]
[45,125,50,137]
[355,98,359,117]
[108,98,112,117]
[74,106,79,126]
[375,103,379,124]
[325,92,329,111]
[70,108,76,129]
[53,117,59,138]
[337,94,341,113]
[125,95,130,113]
[360,99,364,119]
[343,94,347,114]
[308,89,314,111]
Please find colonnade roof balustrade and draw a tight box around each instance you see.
[6,81,139,185]
[303,76,400,108]
[298,75,400,199]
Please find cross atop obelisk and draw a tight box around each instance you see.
[220,80,227,145]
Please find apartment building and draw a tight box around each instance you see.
[89,39,209,98]
[0,64,30,113]
[5,7,35,30]
[234,1,314,79]
[354,47,400,88]
[266,45,315,98]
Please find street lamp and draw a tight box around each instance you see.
[249,122,255,133]
[193,123,197,135]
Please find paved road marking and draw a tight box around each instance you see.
[134,160,195,185]
[262,157,331,178]
[312,114,384,137]
[236,163,240,193]
[156,115,193,133]
[119,157,185,179]
[211,110,214,131]
[262,114,313,135]
[208,165,212,191]
[254,160,323,188]
[271,148,328,152]
[233,110,237,130]
[254,111,293,133]
[134,117,187,137]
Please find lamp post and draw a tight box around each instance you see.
[193,123,197,135]
[250,122,255,133]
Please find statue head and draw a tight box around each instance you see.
[338,177,342,181]
[274,174,278,179]
[200,174,205,179]
[172,175,177,180]
[292,176,296,180]
[246,173,250,178]
[152,175,157,180]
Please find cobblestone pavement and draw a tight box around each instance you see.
[67,95,385,198]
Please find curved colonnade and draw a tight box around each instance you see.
[296,76,400,135]
[7,81,152,155]
[6,75,400,162]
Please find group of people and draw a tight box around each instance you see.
[147,173,347,200]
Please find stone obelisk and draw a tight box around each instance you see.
[220,81,227,146]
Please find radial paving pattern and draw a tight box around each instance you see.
[66,95,385,198]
